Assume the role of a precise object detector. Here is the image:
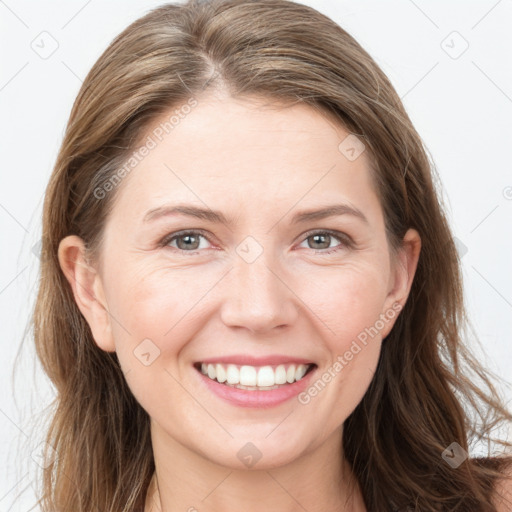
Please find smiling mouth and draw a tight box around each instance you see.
[193,361,317,390]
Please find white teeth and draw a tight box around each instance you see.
[199,362,312,387]
[216,363,227,383]
[226,364,240,384]
[240,365,257,386]
[295,364,307,381]
[257,366,274,387]
[275,365,287,385]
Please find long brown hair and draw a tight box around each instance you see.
[28,0,512,510]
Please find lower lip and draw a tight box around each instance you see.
[194,365,317,408]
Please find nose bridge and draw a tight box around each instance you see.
[220,242,297,333]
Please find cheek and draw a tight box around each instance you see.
[298,263,388,409]
[104,265,203,413]
[105,262,223,360]
[302,261,390,346]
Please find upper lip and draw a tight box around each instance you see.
[196,355,316,366]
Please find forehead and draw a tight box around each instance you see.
[110,93,381,224]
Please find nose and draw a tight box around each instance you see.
[219,251,299,335]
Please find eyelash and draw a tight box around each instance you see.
[159,229,353,255]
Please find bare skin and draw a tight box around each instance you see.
[59,90,422,512]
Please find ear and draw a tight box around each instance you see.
[380,228,421,339]
[57,235,116,352]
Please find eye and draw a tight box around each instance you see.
[160,228,353,255]
[161,230,213,253]
[297,230,352,254]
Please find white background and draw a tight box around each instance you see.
[1,0,511,509]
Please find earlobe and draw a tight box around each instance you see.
[57,235,116,353]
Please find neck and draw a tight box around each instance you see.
[144,421,366,512]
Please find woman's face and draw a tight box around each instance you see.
[60,92,420,470]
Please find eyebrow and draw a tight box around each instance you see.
[143,203,369,226]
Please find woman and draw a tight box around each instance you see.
[32,0,512,510]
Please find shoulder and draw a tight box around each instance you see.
[492,463,512,512]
